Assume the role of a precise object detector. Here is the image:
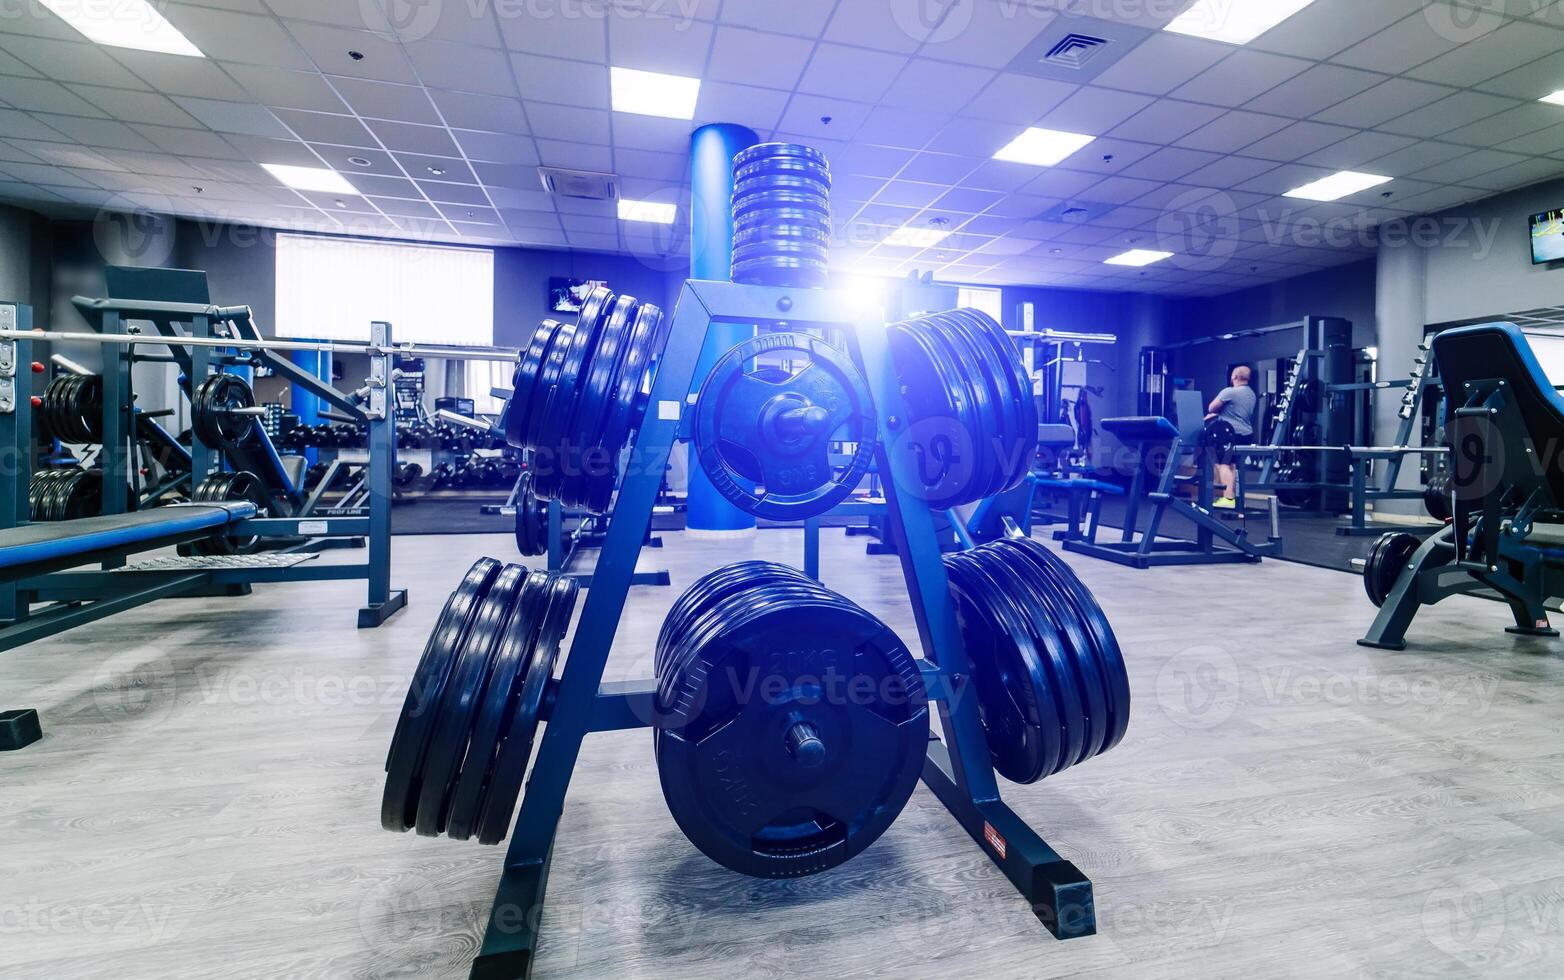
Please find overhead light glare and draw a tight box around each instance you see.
[1105,249,1174,267]
[1542,90,1564,106]
[618,198,676,224]
[610,66,701,120]
[1283,171,1391,202]
[262,163,359,195]
[1163,0,1320,45]
[38,0,205,56]
[993,127,1096,167]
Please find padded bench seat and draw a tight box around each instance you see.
[0,502,256,575]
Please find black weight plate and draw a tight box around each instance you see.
[936,312,1018,500]
[444,571,551,842]
[735,207,831,232]
[504,319,564,448]
[1364,531,1420,608]
[594,301,668,506]
[514,473,548,557]
[559,295,638,509]
[734,157,831,189]
[946,551,1073,782]
[948,309,1038,493]
[731,257,830,287]
[524,318,581,450]
[925,314,1007,501]
[732,190,830,220]
[477,572,579,845]
[885,320,976,509]
[980,546,1107,769]
[1363,533,1391,607]
[1002,537,1131,752]
[733,142,828,170]
[733,224,832,250]
[193,373,256,450]
[655,561,816,676]
[733,240,831,264]
[414,563,526,837]
[656,596,926,879]
[734,174,832,204]
[536,285,614,456]
[381,557,502,832]
[897,317,987,507]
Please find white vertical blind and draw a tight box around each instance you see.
[274,233,494,345]
[957,286,1004,323]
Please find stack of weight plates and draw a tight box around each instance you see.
[499,285,667,513]
[1363,531,1421,608]
[382,557,579,845]
[182,471,270,556]
[28,467,103,522]
[39,374,104,444]
[731,142,831,289]
[886,308,1038,509]
[654,561,927,878]
[944,538,1130,784]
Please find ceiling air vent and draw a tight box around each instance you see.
[538,166,618,200]
[1042,34,1108,70]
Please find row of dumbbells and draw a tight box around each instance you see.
[275,420,510,453]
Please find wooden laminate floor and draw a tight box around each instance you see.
[3,529,1563,979]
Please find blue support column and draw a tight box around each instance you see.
[685,122,757,534]
[290,346,326,465]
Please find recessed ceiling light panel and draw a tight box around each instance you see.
[1283,171,1391,202]
[993,128,1096,167]
[262,163,359,195]
[618,198,676,224]
[1163,0,1319,45]
[38,0,204,56]
[882,226,951,248]
[1105,249,1174,267]
[610,67,701,120]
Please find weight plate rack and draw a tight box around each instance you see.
[886,308,1039,510]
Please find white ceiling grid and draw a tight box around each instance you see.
[0,0,1560,295]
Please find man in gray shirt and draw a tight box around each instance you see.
[1205,365,1256,508]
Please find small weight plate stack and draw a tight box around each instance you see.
[381,556,579,845]
[886,308,1039,509]
[1363,531,1421,608]
[183,471,271,555]
[730,142,831,289]
[39,374,104,445]
[653,561,928,878]
[944,538,1130,784]
[28,467,103,522]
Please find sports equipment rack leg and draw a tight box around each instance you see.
[471,281,1093,979]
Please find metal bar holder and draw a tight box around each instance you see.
[470,280,1095,979]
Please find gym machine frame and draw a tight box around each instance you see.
[470,280,1095,979]
[0,304,408,643]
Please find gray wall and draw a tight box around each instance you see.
[1422,176,1564,325]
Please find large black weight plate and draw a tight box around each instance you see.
[1364,531,1421,608]
[381,557,502,832]
[1424,472,1452,522]
[535,286,613,456]
[444,571,551,842]
[923,313,1003,501]
[886,317,981,509]
[693,333,878,521]
[948,308,1038,492]
[655,561,810,676]
[192,373,256,451]
[980,546,1106,769]
[656,577,926,878]
[733,224,831,250]
[514,472,548,557]
[1002,537,1131,752]
[525,313,586,450]
[414,563,527,837]
[559,295,638,510]
[477,573,578,845]
[503,318,564,449]
[944,552,1064,783]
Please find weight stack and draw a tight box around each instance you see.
[653,561,928,878]
[730,142,831,289]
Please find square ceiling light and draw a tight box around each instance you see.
[883,226,952,248]
[1284,171,1391,202]
[39,0,204,56]
[1163,0,1319,45]
[1105,249,1174,267]
[994,128,1096,167]
[262,164,359,195]
[611,67,701,120]
[618,199,676,224]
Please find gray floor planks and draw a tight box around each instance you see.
[3,528,1564,978]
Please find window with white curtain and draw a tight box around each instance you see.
[957,286,1004,323]
[274,234,494,346]
[467,357,513,417]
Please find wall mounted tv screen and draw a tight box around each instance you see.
[1531,209,1564,264]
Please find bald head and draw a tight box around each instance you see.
[1232,365,1252,386]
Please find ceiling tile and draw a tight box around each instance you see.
[366,119,459,155]
[0,36,148,88]
[1242,121,1358,162]
[1089,33,1232,96]
[0,78,108,117]
[405,40,518,96]
[691,81,788,133]
[329,77,440,124]
[46,115,162,152]
[1378,90,1525,138]
[1245,64,1386,118]
[1331,8,1479,74]
[1405,19,1564,88]
[224,65,347,113]
[798,43,910,104]
[607,13,714,75]
[1175,111,1293,154]
[1299,130,1419,170]
[916,0,1057,68]
[1250,0,1424,59]
[510,54,610,109]
[707,26,812,89]
[427,90,526,133]
[1109,101,1227,145]
[853,106,950,151]
[719,0,837,37]
[1310,77,1454,128]
[107,50,251,99]
[1172,50,1314,107]
[821,0,923,52]
[1439,104,1563,147]
[273,109,378,147]
[171,97,293,138]
[164,3,313,68]
[286,23,418,83]
[881,59,996,114]
[961,72,1077,125]
[1037,87,1155,136]
[452,130,538,165]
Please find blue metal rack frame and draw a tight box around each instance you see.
[470,280,1094,979]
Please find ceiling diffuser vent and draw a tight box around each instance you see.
[1043,34,1108,70]
[538,166,619,200]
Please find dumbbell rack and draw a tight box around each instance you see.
[470,279,1094,978]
